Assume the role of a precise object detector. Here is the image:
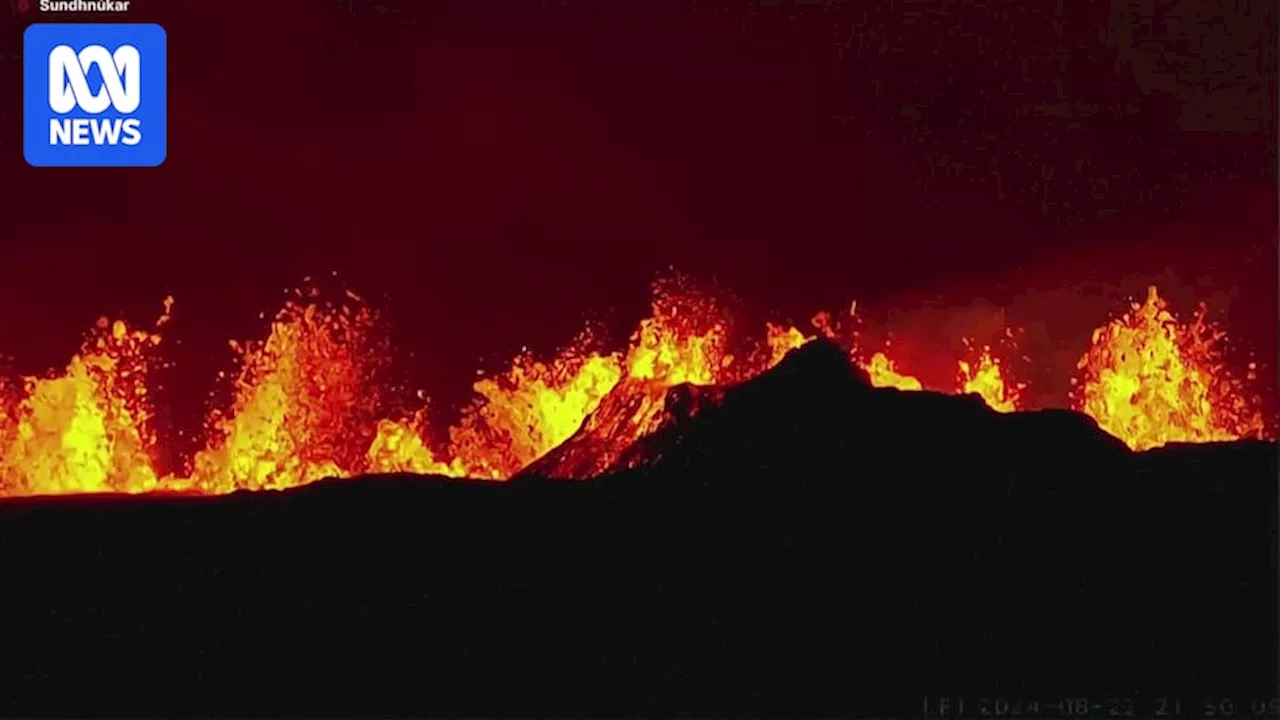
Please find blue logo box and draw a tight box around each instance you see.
[24,23,167,167]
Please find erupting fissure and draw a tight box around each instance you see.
[0,279,1270,497]
[1070,286,1268,452]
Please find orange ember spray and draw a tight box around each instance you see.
[1073,285,1269,451]
[0,299,172,497]
[186,289,391,494]
[367,409,466,478]
[0,277,1272,498]
[624,280,734,387]
[510,279,744,478]
[859,351,924,391]
[766,323,813,368]
[448,338,624,480]
[958,341,1023,413]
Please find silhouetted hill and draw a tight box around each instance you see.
[523,377,725,479]
[0,340,1274,717]
[595,339,1135,482]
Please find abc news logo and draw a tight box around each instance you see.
[23,23,167,167]
[48,43,143,146]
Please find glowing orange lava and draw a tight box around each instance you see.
[859,351,924,391]
[766,323,813,368]
[0,299,171,496]
[186,289,393,494]
[523,280,743,478]
[367,409,466,478]
[1072,286,1268,451]
[958,342,1023,413]
[0,279,1271,498]
[448,339,624,480]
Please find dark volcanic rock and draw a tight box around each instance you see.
[0,338,1274,717]
[610,339,1132,485]
[522,376,726,480]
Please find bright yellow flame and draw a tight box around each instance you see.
[860,351,923,391]
[0,301,171,497]
[0,280,1272,498]
[1074,285,1267,451]
[187,291,390,494]
[958,345,1023,413]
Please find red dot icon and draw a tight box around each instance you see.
[16,0,30,11]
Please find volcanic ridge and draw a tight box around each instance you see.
[0,275,1272,497]
[0,332,1274,716]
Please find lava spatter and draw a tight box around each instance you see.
[0,278,1272,498]
[448,339,624,480]
[1073,285,1268,451]
[958,340,1024,413]
[451,277,744,480]
[765,323,813,368]
[187,289,392,494]
[367,409,468,478]
[859,350,924,391]
[0,299,172,496]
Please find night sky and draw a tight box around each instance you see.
[0,0,1275,445]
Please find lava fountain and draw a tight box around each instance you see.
[1071,285,1268,451]
[0,298,172,496]
[0,278,1270,498]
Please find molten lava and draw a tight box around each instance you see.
[767,324,814,368]
[448,341,623,480]
[367,410,465,478]
[1072,286,1268,451]
[958,343,1023,413]
[0,299,171,496]
[512,286,748,478]
[860,351,924,391]
[186,289,392,494]
[0,278,1270,497]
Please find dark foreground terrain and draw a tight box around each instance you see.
[0,341,1275,717]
